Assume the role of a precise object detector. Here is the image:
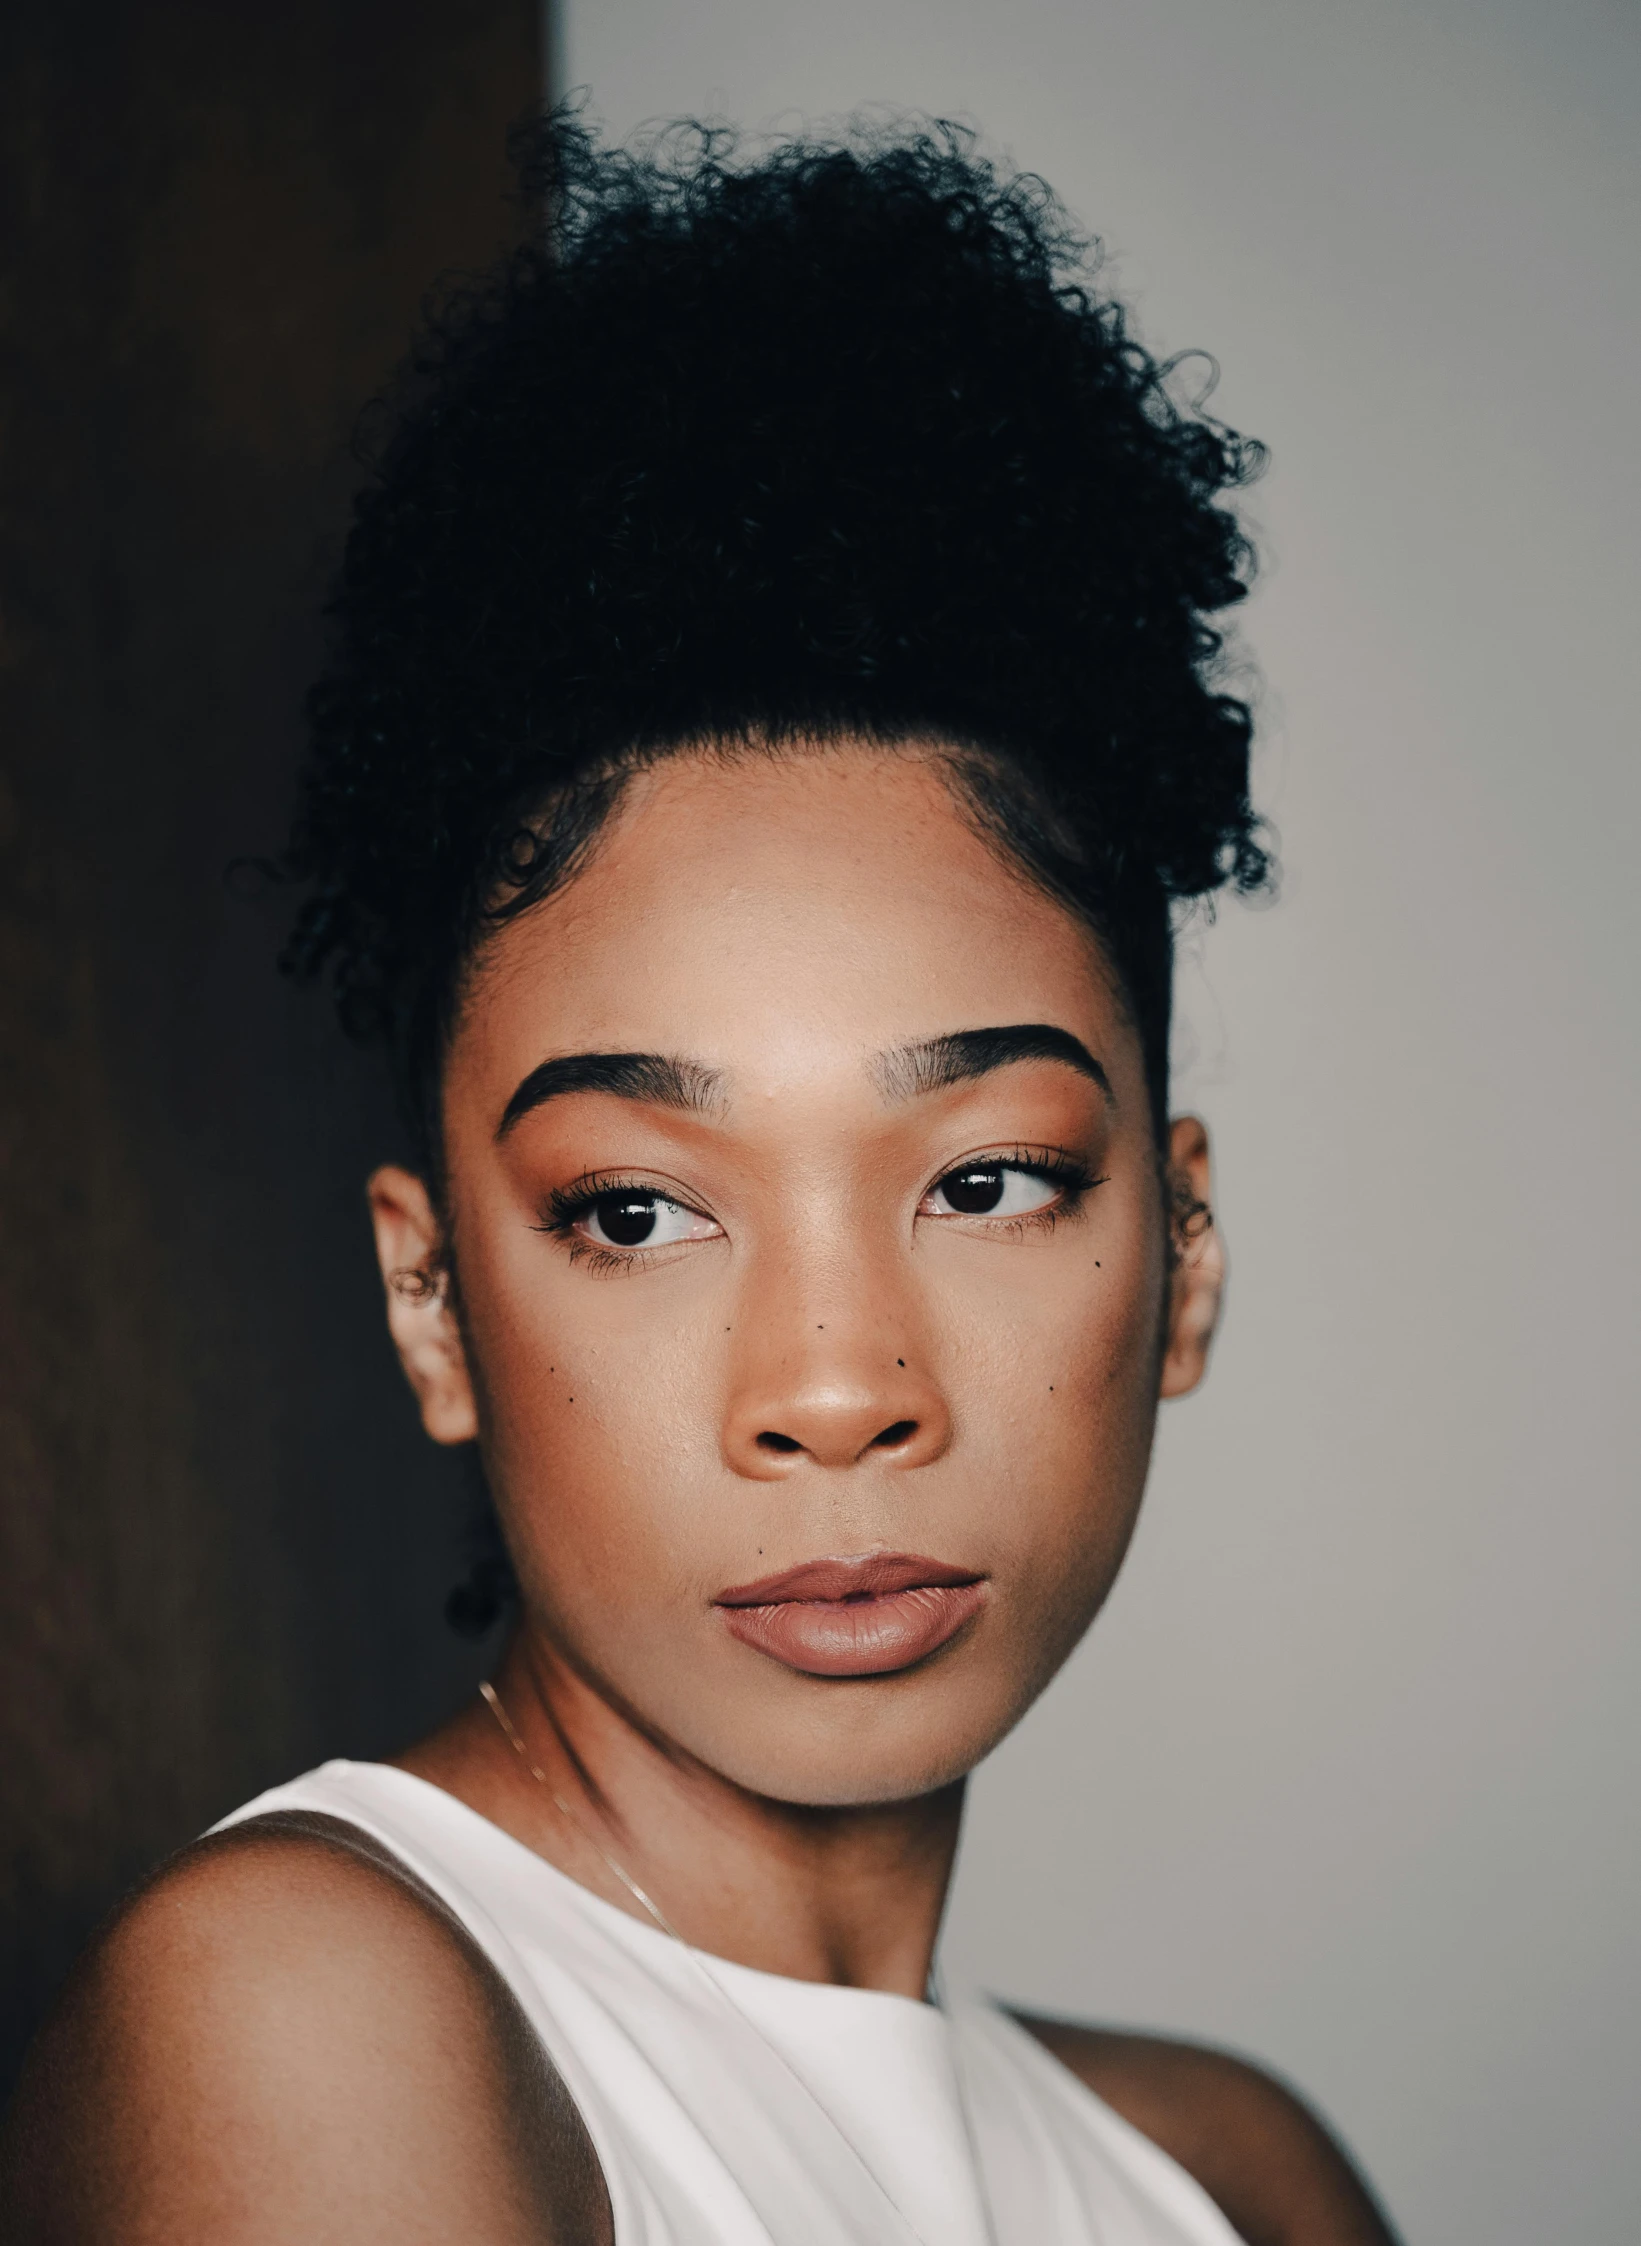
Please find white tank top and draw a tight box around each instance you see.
[214,1762,1241,2246]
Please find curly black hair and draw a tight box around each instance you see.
[284,105,1268,1176]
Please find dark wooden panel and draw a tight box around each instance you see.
[0,0,542,2088]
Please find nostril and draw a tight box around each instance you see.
[871,1420,918,1450]
[755,1431,804,1454]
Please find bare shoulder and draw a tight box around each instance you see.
[1015,2012,1400,2246]
[0,1811,611,2245]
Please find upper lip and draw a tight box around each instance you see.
[714,1551,983,1606]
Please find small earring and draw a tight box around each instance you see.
[1169,1176,1214,1261]
[1175,1197,1214,1244]
[389,1265,445,1305]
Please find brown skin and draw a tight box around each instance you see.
[0,744,1396,2243]
[1022,2022,1399,2246]
[2,1818,613,2246]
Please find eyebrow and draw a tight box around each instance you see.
[497,1022,1110,1139]
[497,1051,726,1139]
[872,1023,1114,1104]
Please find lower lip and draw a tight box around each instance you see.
[718,1581,987,1677]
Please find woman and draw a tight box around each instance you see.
[2,115,1398,2245]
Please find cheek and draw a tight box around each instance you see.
[942,1213,1166,1649]
[456,1244,735,1609]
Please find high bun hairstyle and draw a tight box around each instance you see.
[282,105,1269,1170]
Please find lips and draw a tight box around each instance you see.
[714,1552,986,1678]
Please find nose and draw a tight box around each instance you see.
[720,1273,952,1480]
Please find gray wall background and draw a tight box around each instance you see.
[566,5,1639,2240]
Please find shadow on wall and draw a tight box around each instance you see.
[0,0,542,2092]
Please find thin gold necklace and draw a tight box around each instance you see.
[479,1679,692,1942]
[477,1679,1000,2246]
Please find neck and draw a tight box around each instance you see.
[399,1623,965,2000]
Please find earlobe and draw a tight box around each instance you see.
[1159,1116,1225,1400]
[367,1166,479,1445]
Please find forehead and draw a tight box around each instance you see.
[454,747,1129,1096]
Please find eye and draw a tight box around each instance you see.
[576,1190,719,1251]
[922,1161,1065,1220]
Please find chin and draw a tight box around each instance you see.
[693,1680,1018,1810]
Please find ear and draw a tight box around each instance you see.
[1159,1115,1226,1400]
[367,1165,479,1445]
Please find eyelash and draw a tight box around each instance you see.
[533,1171,697,1276]
[944,1147,1099,1235]
[535,1149,1101,1274]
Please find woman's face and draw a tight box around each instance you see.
[375,747,1221,1806]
